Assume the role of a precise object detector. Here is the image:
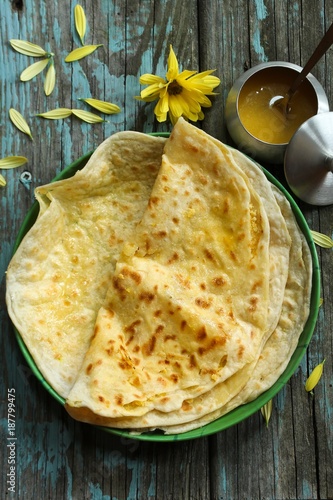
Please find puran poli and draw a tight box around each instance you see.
[141,185,313,434]
[65,119,274,421]
[6,132,167,398]
[65,127,295,431]
[7,118,313,435]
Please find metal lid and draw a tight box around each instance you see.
[284,112,333,206]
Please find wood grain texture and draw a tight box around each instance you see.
[1,0,332,499]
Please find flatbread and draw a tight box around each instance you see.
[65,119,273,421]
[7,119,313,435]
[6,132,167,398]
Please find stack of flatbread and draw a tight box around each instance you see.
[6,118,313,435]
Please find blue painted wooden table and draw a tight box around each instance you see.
[1,1,332,499]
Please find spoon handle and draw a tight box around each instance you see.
[288,20,333,97]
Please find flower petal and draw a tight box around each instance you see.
[140,74,166,85]
[310,230,333,248]
[74,4,87,45]
[0,174,6,186]
[65,44,103,62]
[260,399,273,427]
[305,359,325,392]
[36,108,73,119]
[0,156,28,169]
[9,108,33,140]
[72,109,106,123]
[20,58,50,81]
[166,45,179,81]
[79,98,121,114]
[140,83,164,100]
[44,61,56,96]
[10,39,47,57]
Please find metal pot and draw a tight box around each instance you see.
[225,61,329,164]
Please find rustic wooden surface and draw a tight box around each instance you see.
[1,0,332,499]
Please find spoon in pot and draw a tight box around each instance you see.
[271,20,333,116]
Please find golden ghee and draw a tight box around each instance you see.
[238,67,318,144]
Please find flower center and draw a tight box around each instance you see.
[168,80,183,95]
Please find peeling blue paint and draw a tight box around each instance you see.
[252,27,268,62]
[254,0,268,21]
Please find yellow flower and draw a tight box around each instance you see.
[138,45,220,124]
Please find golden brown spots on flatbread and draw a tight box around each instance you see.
[195,297,212,309]
[223,199,230,214]
[112,276,127,300]
[172,217,179,224]
[238,344,245,359]
[251,280,262,293]
[115,395,123,406]
[249,296,259,312]
[105,346,114,356]
[155,230,167,238]
[180,320,187,331]
[98,396,105,402]
[230,251,237,262]
[149,196,160,207]
[118,359,133,370]
[203,248,216,262]
[181,400,193,412]
[212,276,226,287]
[196,326,207,341]
[154,309,162,318]
[132,357,140,366]
[139,291,155,303]
[124,319,142,335]
[86,363,93,374]
[189,354,197,369]
[168,252,179,264]
[198,336,227,356]
[121,267,142,285]
[142,335,156,356]
[125,335,134,346]
[164,334,177,342]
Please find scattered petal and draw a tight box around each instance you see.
[0,156,28,169]
[36,108,73,119]
[0,174,6,187]
[65,44,103,62]
[319,297,323,307]
[79,98,121,114]
[20,58,50,81]
[305,359,326,393]
[72,109,106,123]
[10,39,48,57]
[9,108,33,140]
[74,4,87,45]
[260,399,273,427]
[44,60,56,96]
[310,230,333,248]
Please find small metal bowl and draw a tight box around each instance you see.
[225,61,329,164]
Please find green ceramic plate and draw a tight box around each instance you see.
[10,134,320,442]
